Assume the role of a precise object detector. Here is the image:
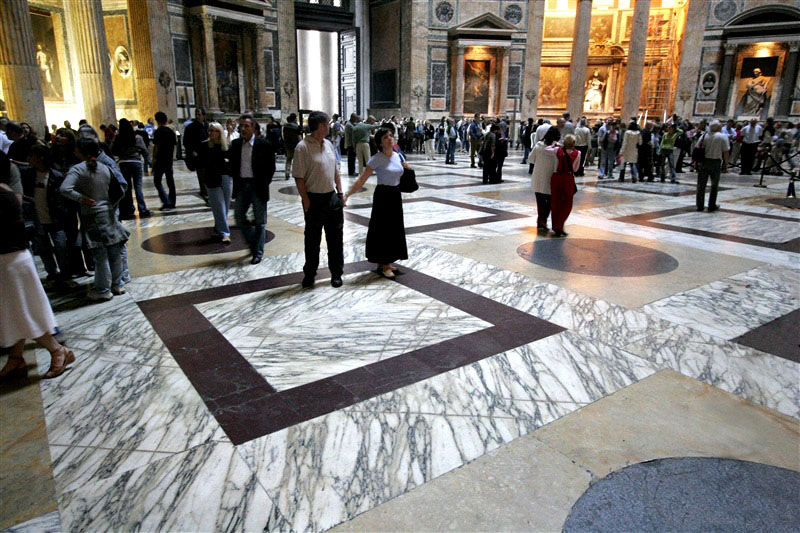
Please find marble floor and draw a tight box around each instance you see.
[1,148,798,532]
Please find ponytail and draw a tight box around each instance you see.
[76,137,100,170]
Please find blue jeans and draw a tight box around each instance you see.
[35,223,68,279]
[522,144,531,164]
[660,149,676,180]
[234,180,268,255]
[446,138,457,163]
[153,162,176,207]
[92,243,124,295]
[619,162,639,181]
[600,149,617,178]
[120,161,148,216]
[208,175,233,237]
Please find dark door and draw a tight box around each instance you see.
[339,28,359,118]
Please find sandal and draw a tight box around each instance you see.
[377,267,395,279]
[44,347,75,379]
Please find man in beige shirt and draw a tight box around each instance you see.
[293,111,344,288]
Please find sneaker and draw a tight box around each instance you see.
[111,286,126,296]
[87,289,113,301]
[221,236,231,244]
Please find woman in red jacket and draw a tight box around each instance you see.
[549,134,580,237]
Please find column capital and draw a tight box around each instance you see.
[723,42,738,55]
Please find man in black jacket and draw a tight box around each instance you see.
[182,108,209,201]
[229,114,276,264]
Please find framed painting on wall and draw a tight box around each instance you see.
[538,66,569,109]
[464,60,490,114]
[30,10,66,101]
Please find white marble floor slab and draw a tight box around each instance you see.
[657,211,799,243]
[197,271,490,391]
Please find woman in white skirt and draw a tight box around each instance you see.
[0,182,75,380]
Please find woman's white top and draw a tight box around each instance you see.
[530,142,558,195]
[620,130,642,163]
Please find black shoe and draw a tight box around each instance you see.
[696,206,704,211]
[139,210,152,218]
[554,230,568,238]
[708,205,720,212]
[301,276,314,288]
[251,254,263,264]
[470,164,476,168]
[330,277,343,288]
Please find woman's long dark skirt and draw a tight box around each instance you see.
[366,184,408,265]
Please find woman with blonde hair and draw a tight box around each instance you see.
[198,122,232,243]
[225,118,239,144]
[549,133,580,237]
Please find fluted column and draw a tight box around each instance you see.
[566,0,592,119]
[0,0,47,130]
[621,0,651,121]
[777,42,800,117]
[188,16,207,110]
[277,0,298,117]
[451,45,466,115]
[127,0,177,121]
[715,42,737,116]
[674,0,706,118]
[255,25,270,114]
[201,14,221,115]
[67,0,116,127]
[521,0,545,119]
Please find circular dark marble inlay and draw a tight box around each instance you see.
[564,458,800,532]
[517,238,679,277]
[278,186,367,196]
[766,197,800,209]
[141,227,275,256]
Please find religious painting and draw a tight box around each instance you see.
[583,67,608,112]
[538,66,569,109]
[589,14,613,43]
[214,35,241,114]
[104,15,135,102]
[624,13,666,41]
[735,56,778,119]
[464,60,490,114]
[30,11,64,100]
[544,17,573,40]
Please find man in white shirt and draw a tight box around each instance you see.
[293,111,344,288]
[574,117,591,176]
[739,118,762,175]
[697,120,730,212]
[0,118,13,154]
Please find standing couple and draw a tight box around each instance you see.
[530,126,580,237]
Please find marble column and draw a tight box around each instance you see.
[188,17,207,110]
[127,0,177,121]
[606,63,621,113]
[67,0,116,127]
[620,0,651,122]
[277,0,298,117]
[674,0,706,118]
[400,0,427,118]
[201,14,221,115]
[777,42,800,117]
[450,45,466,116]
[0,0,47,130]
[715,42,737,117]
[566,0,592,119]
[498,47,509,115]
[255,25,270,114]
[521,0,545,119]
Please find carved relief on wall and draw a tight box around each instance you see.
[504,5,523,25]
[713,0,737,24]
[700,71,718,96]
[104,15,135,101]
[30,10,65,100]
[435,1,454,24]
[538,66,569,109]
[735,57,777,118]
[464,60,490,114]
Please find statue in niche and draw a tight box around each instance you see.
[583,69,606,112]
[36,43,61,99]
[742,68,769,116]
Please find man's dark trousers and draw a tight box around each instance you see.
[303,191,344,279]
[740,142,758,174]
[347,147,356,176]
[697,159,722,210]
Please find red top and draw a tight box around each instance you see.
[555,147,579,174]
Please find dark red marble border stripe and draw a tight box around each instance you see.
[138,262,564,445]
[733,309,800,364]
[614,206,800,252]
[344,196,528,235]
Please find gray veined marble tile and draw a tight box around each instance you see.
[37,353,223,452]
[3,511,61,533]
[198,271,490,391]
[236,408,523,533]
[623,324,800,419]
[57,441,287,532]
[658,211,799,243]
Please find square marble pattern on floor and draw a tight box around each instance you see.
[196,271,491,391]
[347,200,494,228]
[657,211,799,243]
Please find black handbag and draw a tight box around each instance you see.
[398,153,418,193]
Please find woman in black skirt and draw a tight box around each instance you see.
[343,127,411,279]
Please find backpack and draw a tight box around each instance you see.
[691,134,706,163]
